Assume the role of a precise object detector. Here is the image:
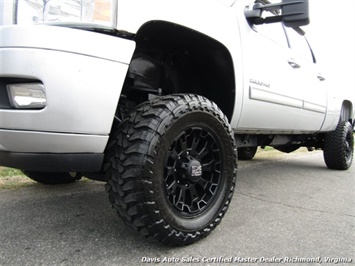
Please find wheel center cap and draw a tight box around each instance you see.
[189,160,202,182]
[177,156,202,182]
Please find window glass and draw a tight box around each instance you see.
[16,0,114,26]
[254,22,288,47]
[284,27,314,62]
[251,1,288,47]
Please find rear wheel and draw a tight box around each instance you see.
[22,171,82,185]
[238,147,257,160]
[104,94,237,246]
[323,121,354,170]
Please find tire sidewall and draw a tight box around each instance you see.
[147,111,236,232]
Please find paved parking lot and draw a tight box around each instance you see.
[0,150,354,265]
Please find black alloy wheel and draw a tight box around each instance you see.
[164,127,223,216]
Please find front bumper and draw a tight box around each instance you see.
[0,152,104,172]
[0,25,135,171]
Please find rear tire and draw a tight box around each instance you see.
[104,94,237,246]
[22,171,82,185]
[323,121,354,170]
[238,147,257,160]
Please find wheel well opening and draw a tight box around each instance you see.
[341,100,353,123]
[122,20,235,121]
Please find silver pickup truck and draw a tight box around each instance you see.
[0,0,353,246]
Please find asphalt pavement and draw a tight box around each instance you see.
[0,150,354,265]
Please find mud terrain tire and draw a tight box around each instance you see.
[323,121,354,170]
[104,94,237,246]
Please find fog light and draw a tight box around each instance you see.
[7,83,46,109]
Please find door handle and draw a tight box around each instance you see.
[317,74,326,81]
[288,59,301,69]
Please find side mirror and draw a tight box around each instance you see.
[245,0,309,28]
[282,0,309,28]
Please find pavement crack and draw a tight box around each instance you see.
[237,192,355,218]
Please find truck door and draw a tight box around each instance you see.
[284,27,327,131]
[237,16,305,133]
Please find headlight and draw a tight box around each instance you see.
[7,83,47,109]
[16,0,116,26]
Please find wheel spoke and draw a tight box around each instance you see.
[169,149,179,161]
[197,144,209,159]
[179,136,188,155]
[189,185,198,200]
[197,177,209,190]
[202,161,212,172]
[165,166,175,176]
[167,180,177,192]
[175,188,184,206]
[191,135,201,156]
